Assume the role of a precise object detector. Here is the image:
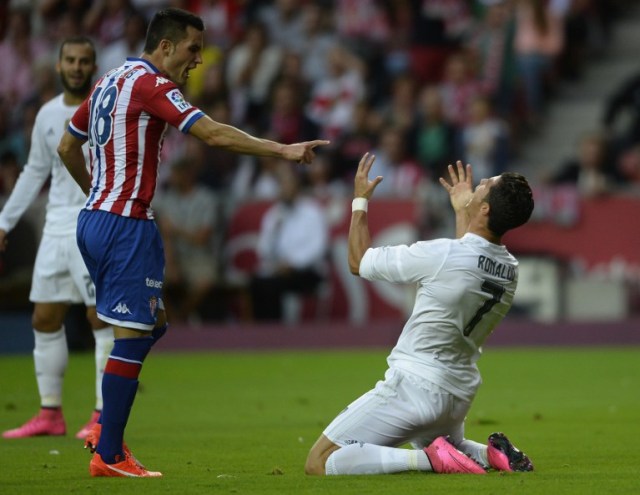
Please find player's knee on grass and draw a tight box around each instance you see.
[305,440,340,475]
[304,451,326,476]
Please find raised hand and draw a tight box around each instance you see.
[354,152,383,199]
[439,160,474,212]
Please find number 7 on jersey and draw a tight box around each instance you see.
[464,279,506,336]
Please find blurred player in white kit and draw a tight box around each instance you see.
[1,37,114,440]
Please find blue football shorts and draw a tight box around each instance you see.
[77,209,165,331]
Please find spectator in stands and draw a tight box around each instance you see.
[261,79,318,145]
[296,4,337,84]
[306,43,366,141]
[226,21,283,128]
[460,95,510,181]
[275,50,312,98]
[547,130,620,197]
[38,0,91,44]
[5,99,40,167]
[229,155,284,204]
[129,0,173,22]
[334,0,390,47]
[249,164,329,322]
[0,7,50,110]
[27,62,59,109]
[556,0,594,81]
[407,0,474,84]
[82,0,136,47]
[331,102,380,182]
[411,85,460,183]
[99,11,147,72]
[184,47,226,107]
[197,99,241,195]
[154,158,220,324]
[382,0,414,78]
[333,0,390,84]
[369,126,426,199]
[602,68,640,161]
[513,0,567,130]
[616,144,640,189]
[465,0,517,118]
[376,72,419,134]
[257,0,305,50]
[186,53,229,111]
[307,152,349,201]
[194,0,243,49]
[333,0,391,104]
[438,51,484,128]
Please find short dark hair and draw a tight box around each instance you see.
[143,8,204,53]
[58,36,97,63]
[485,172,534,236]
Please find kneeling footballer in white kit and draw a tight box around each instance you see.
[305,153,535,475]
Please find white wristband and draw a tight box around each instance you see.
[352,197,368,212]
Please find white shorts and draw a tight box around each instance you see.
[323,368,472,449]
[29,232,96,306]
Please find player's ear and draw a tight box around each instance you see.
[159,39,174,56]
[480,201,490,218]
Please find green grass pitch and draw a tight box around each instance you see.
[1,346,639,494]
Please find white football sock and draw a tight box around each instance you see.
[457,438,489,468]
[92,326,114,411]
[325,443,432,475]
[33,327,68,408]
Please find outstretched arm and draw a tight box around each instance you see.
[439,161,474,239]
[189,115,329,164]
[58,131,91,196]
[348,152,383,275]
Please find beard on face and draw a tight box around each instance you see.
[60,71,93,98]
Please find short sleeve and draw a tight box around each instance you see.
[359,239,452,284]
[68,97,90,140]
[140,75,204,133]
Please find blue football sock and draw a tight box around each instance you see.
[151,323,168,346]
[97,337,153,464]
[95,326,165,429]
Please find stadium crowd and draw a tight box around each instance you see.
[0,0,637,324]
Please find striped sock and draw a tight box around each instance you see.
[97,337,153,464]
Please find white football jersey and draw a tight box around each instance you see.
[359,233,519,402]
[0,94,89,236]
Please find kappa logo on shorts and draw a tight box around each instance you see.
[111,302,132,315]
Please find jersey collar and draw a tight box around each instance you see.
[126,57,161,74]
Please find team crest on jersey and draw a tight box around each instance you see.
[149,296,158,317]
[166,88,191,112]
[155,76,170,87]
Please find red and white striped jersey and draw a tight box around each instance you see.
[68,57,204,219]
